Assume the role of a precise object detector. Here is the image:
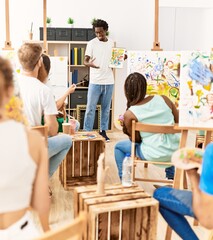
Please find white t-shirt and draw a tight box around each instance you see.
[0,120,36,212]
[18,75,58,126]
[85,37,114,85]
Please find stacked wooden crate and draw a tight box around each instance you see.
[73,184,159,240]
[59,132,105,189]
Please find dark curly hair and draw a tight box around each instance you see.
[92,19,108,31]
[124,72,147,109]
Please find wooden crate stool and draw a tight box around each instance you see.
[73,184,159,240]
[59,132,105,190]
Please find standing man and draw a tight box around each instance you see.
[83,19,114,142]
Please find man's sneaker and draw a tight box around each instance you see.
[99,130,110,142]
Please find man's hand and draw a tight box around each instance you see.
[89,58,100,68]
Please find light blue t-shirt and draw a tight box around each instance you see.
[129,95,180,163]
[199,143,213,195]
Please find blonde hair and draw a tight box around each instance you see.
[18,43,42,71]
[0,57,13,107]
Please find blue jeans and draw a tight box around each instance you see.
[83,84,114,131]
[48,134,72,177]
[153,187,199,240]
[114,139,146,179]
[114,139,175,179]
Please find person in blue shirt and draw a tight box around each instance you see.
[154,143,213,240]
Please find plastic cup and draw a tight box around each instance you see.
[69,119,76,135]
[62,122,71,134]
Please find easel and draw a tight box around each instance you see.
[3,0,13,50]
[43,0,48,54]
[151,0,163,51]
[165,125,213,240]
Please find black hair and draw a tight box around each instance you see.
[42,54,51,74]
[124,72,147,109]
[92,19,108,31]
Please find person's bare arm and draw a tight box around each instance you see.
[123,110,141,143]
[44,115,58,136]
[162,95,179,123]
[84,55,99,68]
[28,130,50,232]
[56,84,76,110]
[187,169,213,229]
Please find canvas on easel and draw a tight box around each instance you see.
[179,51,213,127]
[48,56,68,101]
[127,51,181,107]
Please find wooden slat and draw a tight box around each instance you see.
[135,122,181,134]
[122,209,130,240]
[83,192,150,212]
[73,184,139,217]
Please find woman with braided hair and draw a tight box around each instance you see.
[114,72,180,180]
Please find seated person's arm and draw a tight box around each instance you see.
[123,110,141,143]
[187,144,213,229]
[56,84,76,110]
[28,129,50,232]
[44,114,58,136]
[162,95,179,123]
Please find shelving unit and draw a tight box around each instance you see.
[26,40,114,130]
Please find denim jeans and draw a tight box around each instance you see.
[114,139,175,180]
[48,134,72,177]
[114,139,146,179]
[153,187,199,240]
[83,83,114,131]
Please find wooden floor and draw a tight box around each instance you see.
[49,129,211,240]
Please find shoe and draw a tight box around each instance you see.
[99,130,110,142]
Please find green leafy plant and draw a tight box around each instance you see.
[46,17,51,24]
[67,17,74,25]
[91,18,97,25]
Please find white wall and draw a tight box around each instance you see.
[0,0,212,127]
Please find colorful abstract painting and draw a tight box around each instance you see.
[179,51,213,127]
[109,48,126,69]
[127,51,181,107]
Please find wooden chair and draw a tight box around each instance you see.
[131,120,182,185]
[31,125,48,145]
[195,133,213,148]
[35,211,87,240]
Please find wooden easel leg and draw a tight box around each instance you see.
[183,171,188,189]
[165,225,172,240]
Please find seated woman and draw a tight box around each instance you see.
[114,72,180,180]
[37,54,80,132]
[0,57,50,239]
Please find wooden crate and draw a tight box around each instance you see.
[73,184,159,240]
[59,132,105,190]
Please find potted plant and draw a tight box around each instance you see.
[67,17,74,27]
[46,17,52,27]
